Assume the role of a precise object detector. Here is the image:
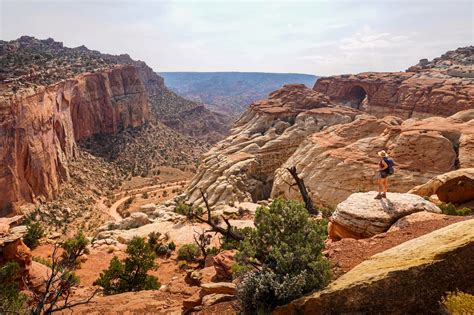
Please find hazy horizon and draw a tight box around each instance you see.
[1,0,472,76]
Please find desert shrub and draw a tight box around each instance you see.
[220,227,253,250]
[147,231,161,247]
[168,241,176,251]
[230,263,252,279]
[206,246,219,256]
[177,243,200,262]
[142,192,149,199]
[175,202,204,219]
[23,222,44,248]
[0,261,28,314]
[95,237,159,295]
[441,290,474,314]
[61,231,89,268]
[237,267,308,314]
[123,196,134,210]
[439,202,472,216]
[177,260,188,270]
[236,198,331,313]
[156,244,169,256]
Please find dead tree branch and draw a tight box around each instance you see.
[195,189,244,241]
[286,166,317,215]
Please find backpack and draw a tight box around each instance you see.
[383,157,395,175]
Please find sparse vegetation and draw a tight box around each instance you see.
[236,198,331,314]
[441,290,474,314]
[95,237,160,295]
[0,262,28,314]
[175,202,204,219]
[439,202,471,216]
[60,231,89,268]
[177,243,201,262]
[23,222,44,249]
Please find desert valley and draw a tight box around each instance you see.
[0,16,473,315]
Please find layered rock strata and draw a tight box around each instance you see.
[184,84,360,208]
[314,47,474,118]
[0,65,155,215]
[272,109,474,207]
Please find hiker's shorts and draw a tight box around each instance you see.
[379,170,389,178]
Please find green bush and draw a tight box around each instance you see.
[156,244,169,256]
[168,241,176,251]
[439,202,472,216]
[0,261,28,314]
[441,290,474,314]
[61,231,89,268]
[23,222,44,248]
[175,202,204,219]
[177,243,200,262]
[236,198,331,313]
[95,237,160,295]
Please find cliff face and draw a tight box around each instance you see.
[271,109,474,207]
[314,47,474,118]
[314,72,473,118]
[0,65,156,215]
[184,84,360,208]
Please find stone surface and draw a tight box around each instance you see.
[28,261,51,293]
[387,211,450,232]
[314,47,474,119]
[201,282,236,295]
[409,168,474,204]
[201,293,235,307]
[272,111,474,207]
[329,192,441,240]
[184,84,360,209]
[212,250,237,281]
[274,219,474,315]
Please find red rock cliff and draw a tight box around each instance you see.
[314,72,473,118]
[0,65,162,215]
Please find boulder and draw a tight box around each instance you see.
[201,293,235,307]
[236,202,261,215]
[274,219,474,314]
[115,212,151,230]
[329,192,441,240]
[213,250,237,280]
[409,168,474,204]
[388,211,449,232]
[28,261,51,292]
[139,203,157,214]
[183,292,202,308]
[201,282,236,295]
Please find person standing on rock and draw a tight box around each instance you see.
[375,150,394,199]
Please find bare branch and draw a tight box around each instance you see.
[286,166,317,215]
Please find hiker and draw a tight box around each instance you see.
[375,150,394,199]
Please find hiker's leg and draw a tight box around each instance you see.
[377,178,383,194]
[384,178,388,193]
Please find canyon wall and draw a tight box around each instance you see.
[0,65,157,215]
[184,84,360,208]
[271,109,474,207]
[314,72,473,118]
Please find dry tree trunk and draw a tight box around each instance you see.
[286,166,318,215]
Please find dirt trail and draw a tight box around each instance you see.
[108,181,188,221]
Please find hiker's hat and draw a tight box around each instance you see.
[377,150,387,157]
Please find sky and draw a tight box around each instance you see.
[1,0,473,76]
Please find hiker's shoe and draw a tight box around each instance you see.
[374,194,383,199]
[381,193,387,198]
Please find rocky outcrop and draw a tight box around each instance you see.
[409,168,474,204]
[0,37,231,215]
[184,84,360,208]
[328,192,441,240]
[272,110,474,207]
[0,65,156,215]
[314,47,474,118]
[274,219,474,314]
